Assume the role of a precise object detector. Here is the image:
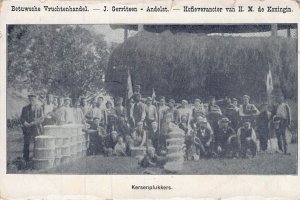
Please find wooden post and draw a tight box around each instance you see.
[271,24,278,37]
[124,28,128,41]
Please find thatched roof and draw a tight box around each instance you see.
[106,30,297,102]
[111,24,296,34]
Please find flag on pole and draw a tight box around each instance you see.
[266,69,273,94]
[266,68,273,104]
[152,88,156,101]
[127,68,133,100]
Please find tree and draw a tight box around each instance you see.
[7,25,109,98]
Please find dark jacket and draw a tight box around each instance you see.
[20,104,44,136]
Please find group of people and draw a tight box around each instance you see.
[20,84,292,166]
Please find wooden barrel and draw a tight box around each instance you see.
[34,136,55,149]
[34,148,56,159]
[43,125,61,136]
[33,158,54,170]
[61,155,71,164]
[61,145,70,156]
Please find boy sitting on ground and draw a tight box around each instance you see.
[114,136,127,156]
[139,148,167,168]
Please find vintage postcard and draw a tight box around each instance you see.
[0,0,299,199]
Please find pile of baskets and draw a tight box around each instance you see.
[164,129,185,173]
[33,124,88,170]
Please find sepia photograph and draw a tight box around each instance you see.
[6,24,298,175]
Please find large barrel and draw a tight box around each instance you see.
[35,136,56,149]
[33,124,87,170]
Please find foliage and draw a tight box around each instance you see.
[7,25,110,98]
[106,31,297,102]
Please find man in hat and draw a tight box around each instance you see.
[239,95,260,124]
[134,84,141,94]
[91,96,106,127]
[191,98,206,127]
[207,96,222,134]
[63,97,75,124]
[132,93,146,127]
[178,100,191,122]
[114,97,130,135]
[81,97,91,118]
[273,92,291,154]
[256,104,272,152]
[193,116,214,158]
[224,98,239,130]
[215,117,238,157]
[131,121,147,147]
[86,117,106,155]
[54,96,66,125]
[105,100,117,134]
[73,98,85,124]
[43,93,56,125]
[156,96,169,130]
[145,97,157,129]
[165,99,180,125]
[20,94,44,162]
[237,121,258,158]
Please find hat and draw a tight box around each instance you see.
[169,99,175,104]
[194,98,201,103]
[243,95,250,99]
[106,100,112,105]
[219,117,231,124]
[28,93,37,98]
[159,96,165,101]
[135,84,141,89]
[64,97,71,101]
[232,98,238,101]
[146,97,152,101]
[93,117,100,120]
[151,121,158,125]
[137,121,143,126]
[182,100,188,104]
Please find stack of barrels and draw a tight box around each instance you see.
[33,124,88,170]
[164,129,185,173]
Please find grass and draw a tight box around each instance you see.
[7,129,297,175]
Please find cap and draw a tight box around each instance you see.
[182,99,188,104]
[169,99,175,104]
[219,117,231,123]
[243,95,250,99]
[151,121,158,125]
[106,100,112,105]
[194,98,201,103]
[159,96,165,101]
[64,97,71,101]
[28,93,37,98]
[135,84,141,89]
[146,97,152,101]
[137,121,143,126]
[232,98,238,101]
[93,117,100,120]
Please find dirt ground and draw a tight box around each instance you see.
[6,128,298,175]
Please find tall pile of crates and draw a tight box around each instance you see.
[33,124,88,170]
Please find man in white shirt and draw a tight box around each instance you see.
[273,93,291,154]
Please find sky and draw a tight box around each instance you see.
[82,25,297,45]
